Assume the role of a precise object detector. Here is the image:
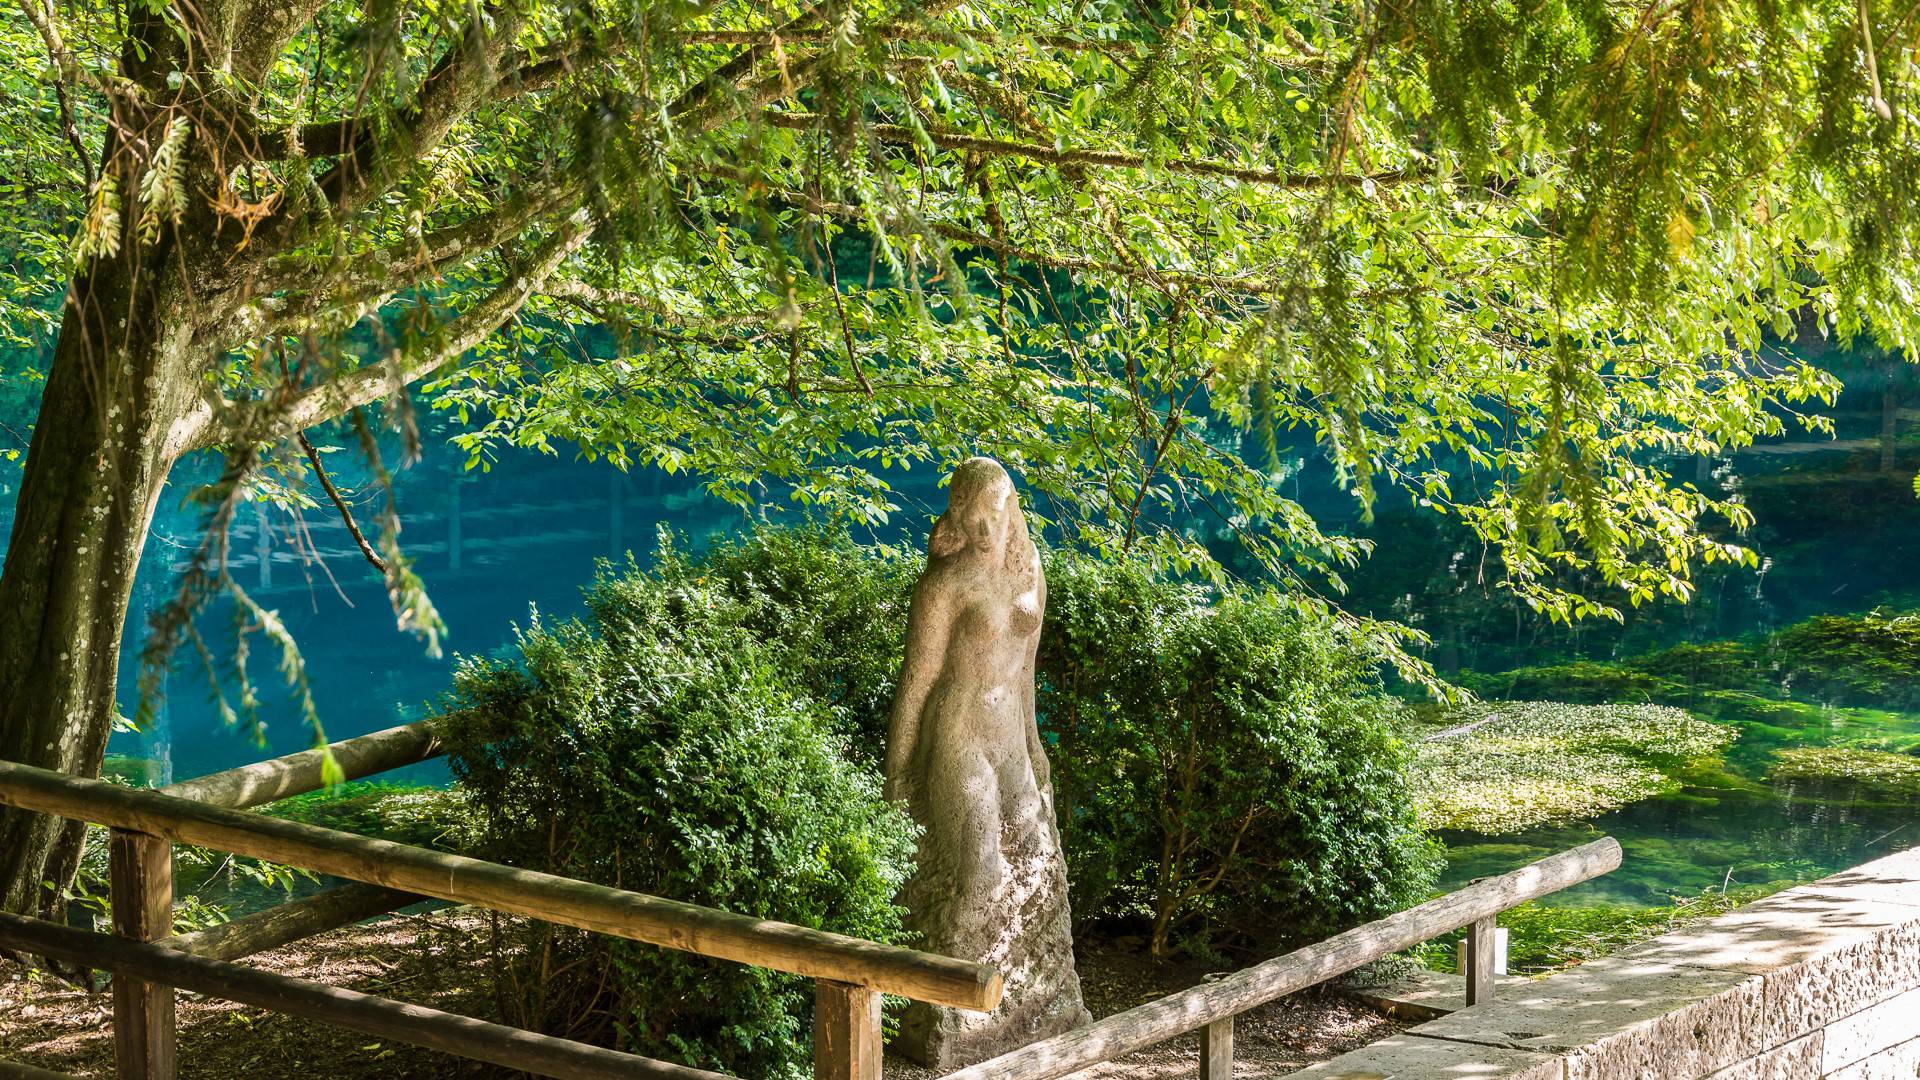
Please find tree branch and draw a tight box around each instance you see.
[763,111,1424,190]
[199,210,592,450]
[696,162,1285,295]
[296,432,387,574]
[244,185,574,329]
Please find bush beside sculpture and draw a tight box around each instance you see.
[1039,551,1443,959]
[435,526,1444,1064]
[437,564,917,1080]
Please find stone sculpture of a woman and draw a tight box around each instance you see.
[884,457,1090,1068]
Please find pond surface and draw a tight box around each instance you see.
[1439,700,1920,905]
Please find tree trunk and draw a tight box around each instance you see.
[0,253,205,917]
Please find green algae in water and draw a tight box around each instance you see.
[1412,702,1737,834]
[1771,746,1920,802]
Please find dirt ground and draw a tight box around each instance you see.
[0,913,1401,1079]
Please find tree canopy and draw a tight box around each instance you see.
[3,0,1917,685]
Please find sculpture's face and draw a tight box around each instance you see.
[935,459,1020,561]
[954,480,1014,557]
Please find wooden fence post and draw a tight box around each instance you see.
[1464,916,1496,1007]
[1199,1015,1233,1080]
[814,979,882,1080]
[109,830,174,1080]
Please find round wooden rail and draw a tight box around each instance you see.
[0,912,730,1080]
[0,759,1003,1011]
[159,882,425,961]
[0,1057,82,1079]
[941,837,1624,1080]
[161,718,447,809]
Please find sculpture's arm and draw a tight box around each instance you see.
[884,575,951,803]
[1022,636,1051,793]
[1023,571,1050,793]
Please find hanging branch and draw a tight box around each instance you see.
[295,431,387,574]
[760,111,1426,189]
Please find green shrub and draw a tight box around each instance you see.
[1039,552,1442,960]
[649,526,917,756]
[441,522,1446,1044]
[437,562,917,1080]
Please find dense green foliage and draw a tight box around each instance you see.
[645,528,919,758]
[436,561,917,1079]
[1410,702,1735,834]
[1037,552,1441,959]
[10,0,1920,738]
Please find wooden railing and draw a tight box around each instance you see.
[0,718,1622,1080]
[0,719,1002,1080]
[936,836,1623,1080]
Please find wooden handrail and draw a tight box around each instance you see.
[160,718,447,810]
[0,759,1003,1010]
[0,1058,84,1079]
[159,882,424,961]
[940,837,1624,1080]
[0,912,732,1080]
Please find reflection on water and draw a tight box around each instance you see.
[1440,698,1920,906]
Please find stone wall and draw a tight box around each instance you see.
[1289,845,1920,1080]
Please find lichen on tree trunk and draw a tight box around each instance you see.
[0,257,201,917]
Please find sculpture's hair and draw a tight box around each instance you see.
[928,457,1037,584]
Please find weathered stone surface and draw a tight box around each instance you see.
[1824,987,1920,1074]
[1616,887,1920,978]
[1342,967,1535,1021]
[1702,1033,1823,1080]
[1757,916,1920,1049]
[1409,954,1763,1080]
[1282,1034,1561,1080]
[1801,847,1920,911]
[882,457,1090,1068]
[1294,844,1920,1080]
[1825,1034,1920,1080]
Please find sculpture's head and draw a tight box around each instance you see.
[929,457,1032,573]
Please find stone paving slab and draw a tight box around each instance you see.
[1614,887,1920,976]
[1796,847,1920,911]
[1406,954,1763,1080]
[1702,1033,1823,1080]
[1282,844,1920,1080]
[1757,915,1920,1049]
[1825,1034,1920,1080]
[1273,1034,1560,1080]
[1823,986,1920,1074]
[1342,969,1536,1022]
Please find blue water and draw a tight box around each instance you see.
[105,441,743,783]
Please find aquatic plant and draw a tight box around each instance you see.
[266,781,477,851]
[1463,609,1920,719]
[1412,703,1736,834]
[1771,747,1920,800]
